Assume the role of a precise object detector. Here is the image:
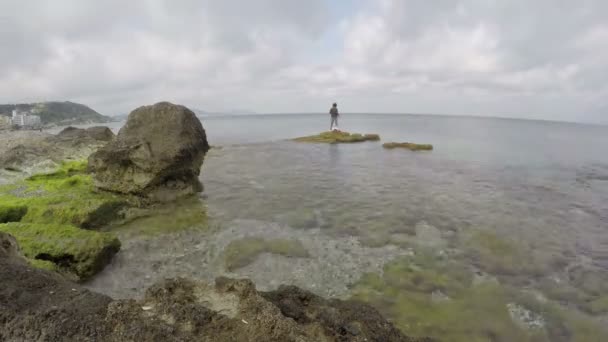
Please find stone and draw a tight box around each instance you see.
[88,102,209,201]
[0,231,25,263]
[0,253,425,342]
[86,126,115,141]
[382,142,433,151]
[0,129,110,179]
[56,126,115,142]
[0,222,121,281]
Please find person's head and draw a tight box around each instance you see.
[332,103,337,107]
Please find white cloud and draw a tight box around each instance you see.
[0,0,606,123]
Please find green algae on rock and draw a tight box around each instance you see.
[461,229,556,277]
[0,160,128,229]
[0,222,120,281]
[293,131,381,144]
[223,237,309,271]
[382,142,433,151]
[110,195,209,237]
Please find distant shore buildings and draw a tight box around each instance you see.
[1,109,42,129]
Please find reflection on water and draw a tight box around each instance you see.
[87,115,608,341]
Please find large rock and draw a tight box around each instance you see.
[88,102,209,201]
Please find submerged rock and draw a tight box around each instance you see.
[382,142,433,151]
[223,237,309,271]
[88,102,209,202]
[0,240,421,342]
[294,131,381,144]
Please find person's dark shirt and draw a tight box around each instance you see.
[330,107,339,116]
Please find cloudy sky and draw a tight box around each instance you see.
[1,0,607,123]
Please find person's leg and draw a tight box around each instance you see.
[335,116,338,128]
[330,116,335,130]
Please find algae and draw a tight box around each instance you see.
[462,229,544,277]
[293,131,381,144]
[223,237,309,271]
[110,195,209,237]
[351,252,608,342]
[382,142,433,151]
[0,222,120,281]
[0,160,128,229]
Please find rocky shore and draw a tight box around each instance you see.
[0,126,114,184]
[0,230,422,341]
[0,102,421,341]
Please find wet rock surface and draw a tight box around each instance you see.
[88,102,209,201]
[0,129,113,182]
[0,237,422,342]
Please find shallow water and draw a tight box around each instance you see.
[86,114,608,340]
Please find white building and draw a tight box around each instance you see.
[11,109,41,129]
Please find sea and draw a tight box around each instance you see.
[82,113,608,341]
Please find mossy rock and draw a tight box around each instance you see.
[383,142,433,151]
[0,222,120,281]
[293,131,381,144]
[223,237,309,271]
[0,160,129,229]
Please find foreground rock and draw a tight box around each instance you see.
[0,161,124,279]
[0,127,114,182]
[0,238,425,342]
[0,222,120,281]
[88,102,209,201]
[383,142,433,151]
[294,131,380,144]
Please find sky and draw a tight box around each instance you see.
[1,0,607,123]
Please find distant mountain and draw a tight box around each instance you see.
[0,101,111,125]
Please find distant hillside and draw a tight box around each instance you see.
[0,101,111,125]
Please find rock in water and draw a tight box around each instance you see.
[88,102,209,201]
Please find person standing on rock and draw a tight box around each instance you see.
[329,103,339,131]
